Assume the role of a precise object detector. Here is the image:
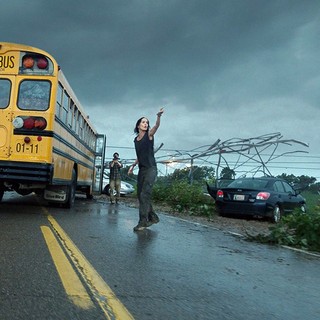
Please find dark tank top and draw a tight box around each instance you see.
[134,133,156,169]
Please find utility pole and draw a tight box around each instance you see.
[189,158,194,184]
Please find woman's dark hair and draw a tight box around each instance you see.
[134,117,149,134]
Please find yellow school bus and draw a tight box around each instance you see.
[0,42,106,207]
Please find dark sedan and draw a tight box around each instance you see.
[208,177,306,222]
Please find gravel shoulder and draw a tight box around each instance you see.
[119,196,272,237]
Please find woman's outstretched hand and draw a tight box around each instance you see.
[157,107,164,117]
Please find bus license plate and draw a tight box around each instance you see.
[15,142,39,153]
[234,194,245,201]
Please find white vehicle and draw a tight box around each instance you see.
[103,181,135,196]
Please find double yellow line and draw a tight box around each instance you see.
[41,209,134,320]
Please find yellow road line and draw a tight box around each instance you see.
[46,213,134,320]
[41,226,94,309]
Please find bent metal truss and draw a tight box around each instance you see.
[157,132,309,179]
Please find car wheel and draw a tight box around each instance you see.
[0,188,4,202]
[271,205,282,223]
[104,185,117,197]
[104,185,111,196]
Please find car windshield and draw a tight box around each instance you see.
[227,179,269,190]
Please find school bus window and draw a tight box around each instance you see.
[79,116,84,138]
[83,124,87,143]
[84,124,88,144]
[62,91,69,124]
[61,105,67,123]
[86,124,90,144]
[90,132,95,149]
[89,129,93,147]
[56,84,63,117]
[55,100,61,117]
[68,100,74,128]
[18,80,51,111]
[76,112,81,135]
[0,79,11,109]
[88,130,92,147]
[82,118,86,139]
[73,107,78,132]
[91,131,95,148]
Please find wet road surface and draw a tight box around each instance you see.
[0,192,319,319]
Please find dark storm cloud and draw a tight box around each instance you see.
[1,0,320,177]
[3,0,318,108]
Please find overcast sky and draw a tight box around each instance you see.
[2,0,320,178]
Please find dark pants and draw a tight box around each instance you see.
[137,166,157,223]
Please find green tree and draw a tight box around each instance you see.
[309,182,320,194]
[168,166,215,184]
[220,167,236,179]
[277,173,299,184]
[171,167,189,181]
[277,173,317,190]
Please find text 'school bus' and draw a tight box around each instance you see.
[0,42,106,207]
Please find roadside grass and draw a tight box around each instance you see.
[302,190,320,210]
[152,180,215,217]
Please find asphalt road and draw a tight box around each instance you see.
[0,192,319,320]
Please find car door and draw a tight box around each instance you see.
[281,181,300,213]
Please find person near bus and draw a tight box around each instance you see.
[128,107,164,231]
[109,152,122,204]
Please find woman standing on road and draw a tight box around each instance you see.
[128,107,164,231]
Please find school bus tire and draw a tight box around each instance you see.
[86,186,93,200]
[64,169,76,208]
[16,189,32,196]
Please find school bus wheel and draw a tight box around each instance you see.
[86,186,93,200]
[64,169,76,208]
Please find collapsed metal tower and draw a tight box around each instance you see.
[157,132,309,180]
